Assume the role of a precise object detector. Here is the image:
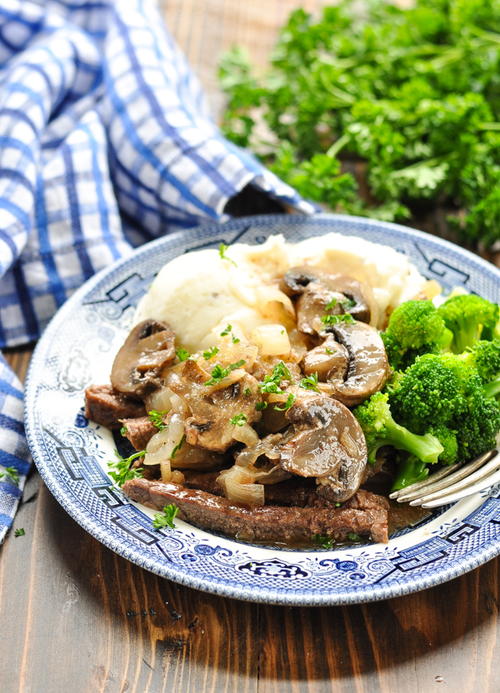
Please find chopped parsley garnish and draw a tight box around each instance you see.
[220,323,240,343]
[347,532,362,542]
[148,409,168,431]
[204,359,246,386]
[108,450,145,487]
[274,392,296,411]
[119,425,128,437]
[203,346,219,360]
[170,434,186,460]
[325,297,338,311]
[325,296,356,312]
[0,466,20,486]
[325,348,334,355]
[321,313,356,326]
[259,361,292,394]
[299,373,319,392]
[255,401,268,411]
[230,413,247,426]
[153,504,179,530]
[14,528,25,537]
[243,387,252,396]
[313,534,333,549]
[176,348,191,362]
[219,243,237,266]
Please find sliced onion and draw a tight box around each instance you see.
[218,466,265,507]
[232,423,259,447]
[143,413,185,465]
[251,324,291,356]
[145,387,173,413]
[160,459,172,483]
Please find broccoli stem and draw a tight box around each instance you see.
[382,418,444,464]
[392,457,429,490]
[484,377,500,398]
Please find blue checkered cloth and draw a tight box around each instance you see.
[0,0,312,541]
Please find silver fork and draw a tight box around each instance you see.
[389,449,500,508]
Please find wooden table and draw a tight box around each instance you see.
[1,2,499,691]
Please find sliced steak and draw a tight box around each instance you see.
[85,384,146,429]
[123,478,389,543]
[120,416,157,450]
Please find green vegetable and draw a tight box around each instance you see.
[437,295,499,353]
[346,533,362,543]
[205,359,246,386]
[14,528,25,537]
[108,450,145,487]
[273,392,296,411]
[392,455,429,491]
[203,346,219,360]
[255,401,268,411]
[153,504,179,530]
[148,409,168,431]
[170,435,186,460]
[259,361,293,393]
[299,373,319,392]
[321,313,355,326]
[119,426,128,437]
[389,353,500,463]
[354,392,444,465]
[230,413,247,426]
[381,300,452,370]
[218,243,237,266]
[0,466,20,485]
[220,324,240,343]
[313,534,333,549]
[219,1,500,248]
[176,348,191,362]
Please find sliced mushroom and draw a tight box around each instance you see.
[301,335,349,383]
[166,359,262,452]
[324,321,389,407]
[111,319,176,397]
[275,392,367,502]
[280,266,371,334]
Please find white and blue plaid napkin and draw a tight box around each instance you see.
[0,0,312,541]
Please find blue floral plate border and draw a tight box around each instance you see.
[25,214,500,605]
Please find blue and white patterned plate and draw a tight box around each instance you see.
[25,214,500,606]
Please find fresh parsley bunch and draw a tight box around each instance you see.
[219,0,500,249]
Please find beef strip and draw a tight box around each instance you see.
[85,384,146,429]
[123,478,389,543]
[120,416,157,450]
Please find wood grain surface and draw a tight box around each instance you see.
[1,2,499,692]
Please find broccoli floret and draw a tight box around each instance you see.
[389,353,500,462]
[392,455,429,491]
[462,339,500,385]
[437,294,499,354]
[381,300,452,370]
[429,426,458,465]
[354,392,443,465]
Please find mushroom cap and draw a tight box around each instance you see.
[110,319,176,397]
[276,393,368,501]
[324,321,390,407]
[301,335,349,383]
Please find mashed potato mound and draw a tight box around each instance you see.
[135,233,426,350]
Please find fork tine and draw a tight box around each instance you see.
[409,451,500,506]
[392,450,496,503]
[389,461,463,500]
[420,466,500,508]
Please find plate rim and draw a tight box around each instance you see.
[24,212,500,606]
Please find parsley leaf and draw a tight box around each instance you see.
[148,410,168,431]
[119,426,128,437]
[204,359,246,386]
[347,532,362,542]
[108,450,145,487]
[14,528,25,537]
[313,534,333,549]
[170,435,186,460]
[0,466,19,486]
[259,361,292,393]
[176,348,191,362]
[203,346,219,360]
[220,323,240,343]
[255,401,268,411]
[299,373,319,392]
[218,243,237,266]
[153,504,179,530]
[321,314,356,326]
[230,413,247,426]
[273,392,296,411]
